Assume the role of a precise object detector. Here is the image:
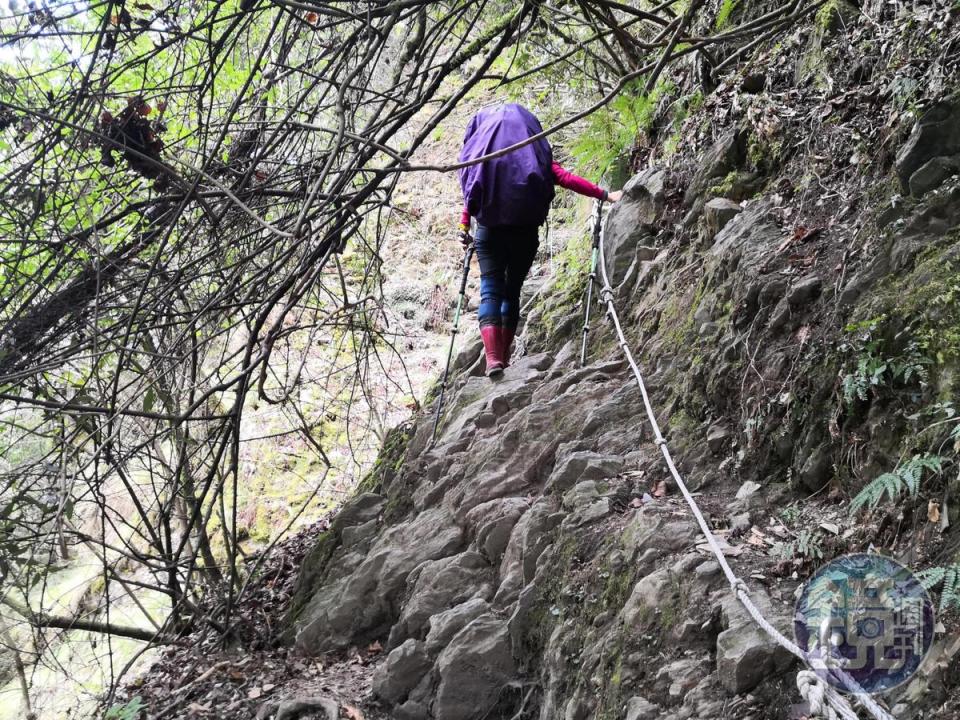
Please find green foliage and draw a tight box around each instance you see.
[771,528,824,562]
[850,453,944,514]
[662,90,703,159]
[779,505,801,524]
[571,78,674,178]
[715,0,739,29]
[105,697,145,720]
[838,317,930,405]
[917,564,960,613]
[357,421,413,495]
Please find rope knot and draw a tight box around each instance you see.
[797,670,838,720]
[731,578,750,597]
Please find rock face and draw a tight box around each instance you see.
[373,639,432,704]
[434,615,516,720]
[603,167,666,286]
[715,591,795,694]
[895,99,960,191]
[703,197,742,241]
[292,506,464,653]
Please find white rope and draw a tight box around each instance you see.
[592,205,895,720]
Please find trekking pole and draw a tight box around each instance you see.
[579,198,604,366]
[431,241,475,444]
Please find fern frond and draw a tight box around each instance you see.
[902,458,923,496]
[943,566,960,613]
[916,566,947,590]
[849,455,944,514]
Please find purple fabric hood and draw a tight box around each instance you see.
[458,103,555,227]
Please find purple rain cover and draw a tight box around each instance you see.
[458,103,555,227]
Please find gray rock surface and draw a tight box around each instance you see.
[716,623,794,694]
[703,197,742,240]
[603,167,666,285]
[425,598,490,654]
[715,590,795,694]
[545,451,624,494]
[434,615,516,720]
[706,423,733,454]
[896,100,960,189]
[625,696,661,720]
[684,129,747,207]
[909,154,960,197]
[284,119,960,720]
[294,507,463,653]
[787,274,822,307]
[388,550,492,647]
[372,639,432,704]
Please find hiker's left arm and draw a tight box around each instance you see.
[551,162,622,202]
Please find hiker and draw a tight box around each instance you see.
[457,103,623,377]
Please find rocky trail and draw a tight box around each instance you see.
[117,1,960,718]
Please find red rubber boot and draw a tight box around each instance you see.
[500,325,516,368]
[480,325,504,377]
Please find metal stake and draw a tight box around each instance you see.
[579,198,604,366]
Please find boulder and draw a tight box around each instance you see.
[388,550,493,647]
[620,568,673,627]
[716,623,794,694]
[545,451,624,494]
[909,155,960,197]
[425,598,490,654]
[703,198,742,240]
[625,696,660,720]
[758,278,788,306]
[340,518,378,548]
[394,700,430,720]
[332,493,384,531]
[895,99,960,190]
[729,512,751,534]
[494,497,564,605]
[706,424,733,454]
[798,442,833,493]
[603,167,666,285]
[372,639,432,704]
[684,129,747,208]
[293,507,463,654]
[464,497,530,562]
[434,614,516,720]
[767,297,791,332]
[265,696,340,720]
[714,588,796,694]
[623,165,666,211]
[655,657,706,701]
[787,275,822,307]
[621,508,697,560]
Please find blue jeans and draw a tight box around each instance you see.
[474,224,539,330]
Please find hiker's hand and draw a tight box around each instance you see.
[606,190,623,203]
[458,223,472,247]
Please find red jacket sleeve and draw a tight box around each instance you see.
[551,162,607,200]
[459,207,470,226]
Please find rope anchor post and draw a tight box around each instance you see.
[579,198,604,367]
[431,241,475,445]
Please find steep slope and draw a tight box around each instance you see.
[284,5,960,720]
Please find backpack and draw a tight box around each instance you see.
[458,104,555,228]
